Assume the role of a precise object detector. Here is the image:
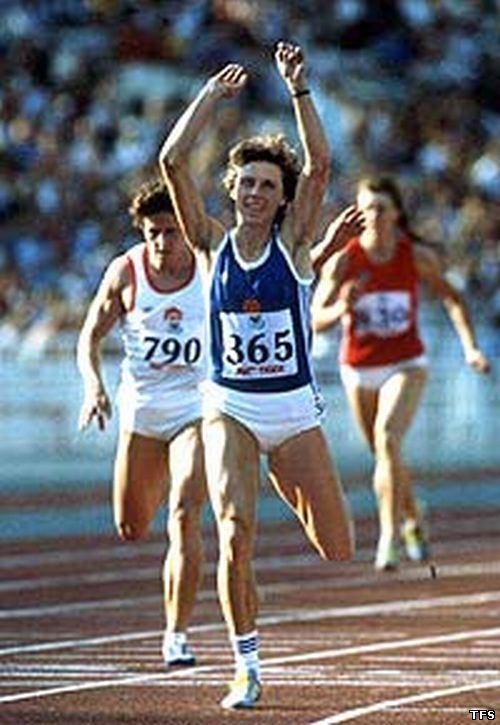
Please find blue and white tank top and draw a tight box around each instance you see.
[120,243,206,396]
[209,229,314,393]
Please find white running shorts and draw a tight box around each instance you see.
[202,380,324,453]
[117,384,202,442]
[340,354,428,391]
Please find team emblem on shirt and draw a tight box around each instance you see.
[243,298,265,329]
[164,306,183,333]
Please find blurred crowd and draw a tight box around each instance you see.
[0,0,499,357]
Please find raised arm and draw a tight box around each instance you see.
[414,245,491,373]
[159,65,247,253]
[311,250,353,333]
[77,257,129,430]
[276,42,330,249]
[311,205,365,274]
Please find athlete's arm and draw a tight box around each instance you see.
[311,206,365,274]
[414,245,491,373]
[311,250,352,333]
[277,43,330,260]
[159,65,247,255]
[77,257,130,430]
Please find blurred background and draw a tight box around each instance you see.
[0,0,498,540]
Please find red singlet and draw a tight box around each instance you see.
[340,235,425,367]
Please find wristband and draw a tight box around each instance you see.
[292,88,310,99]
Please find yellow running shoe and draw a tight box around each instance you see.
[402,521,430,562]
[220,669,262,709]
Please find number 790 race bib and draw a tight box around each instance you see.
[219,309,298,379]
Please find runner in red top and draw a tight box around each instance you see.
[313,176,490,571]
[339,233,425,367]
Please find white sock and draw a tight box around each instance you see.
[231,630,260,678]
[164,630,187,649]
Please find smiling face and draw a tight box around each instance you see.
[356,187,400,240]
[141,212,186,267]
[231,161,286,227]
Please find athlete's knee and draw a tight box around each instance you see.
[168,501,203,550]
[218,515,254,566]
[373,424,402,459]
[115,518,148,542]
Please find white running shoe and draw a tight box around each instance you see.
[220,669,262,709]
[162,636,196,667]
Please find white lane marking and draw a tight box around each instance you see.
[1,618,500,703]
[365,654,500,663]
[0,568,158,593]
[0,509,497,571]
[0,552,320,593]
[0,667,199,704]
[3,553,500,620]
[308,678,500,724]
[393,706,469,712]
[2,672,129,680]
[119,677,497,689]
[4,552,500,596]
[0,595,159,618]
[0,631,161,658]
[3,664,122,672]
[0,541,165,570]
[0,673,497,691]
[259,625,500,668]
[0,518,310,570]
[250,590,500,631]
[2,588,500,658]
[0,525,288,571]
[0,620,232,658]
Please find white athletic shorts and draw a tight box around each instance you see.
[339,354,428,391]
[117,384,202,442]
[202,380,324,453]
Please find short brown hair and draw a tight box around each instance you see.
[357,176,407,226]
[357,175,428,244]
[223,134,301,206]
[128,179,174,229]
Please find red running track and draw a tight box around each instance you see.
[1,505,500,724]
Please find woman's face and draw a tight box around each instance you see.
[231,160,286,226]
[356,187,399,238]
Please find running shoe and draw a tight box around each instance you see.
[162,638,196,667]
[402,521,429,562]
[374,536,400,571]
[220,669,262,709]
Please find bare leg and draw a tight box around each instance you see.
[164,421,206,633]
[202,413,260,636]
[373,367,428,540]
[113,430,168,541]
[342,384,379,453]
[268,427,354,561]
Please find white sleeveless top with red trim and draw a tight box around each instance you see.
[119,243,206,398]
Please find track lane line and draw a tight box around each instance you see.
[308,678,500,724]
[0,511,497,570]
[2,553,500,621]
[3,551,500,596]
[2,588,500,657]
[2,618,500,702]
